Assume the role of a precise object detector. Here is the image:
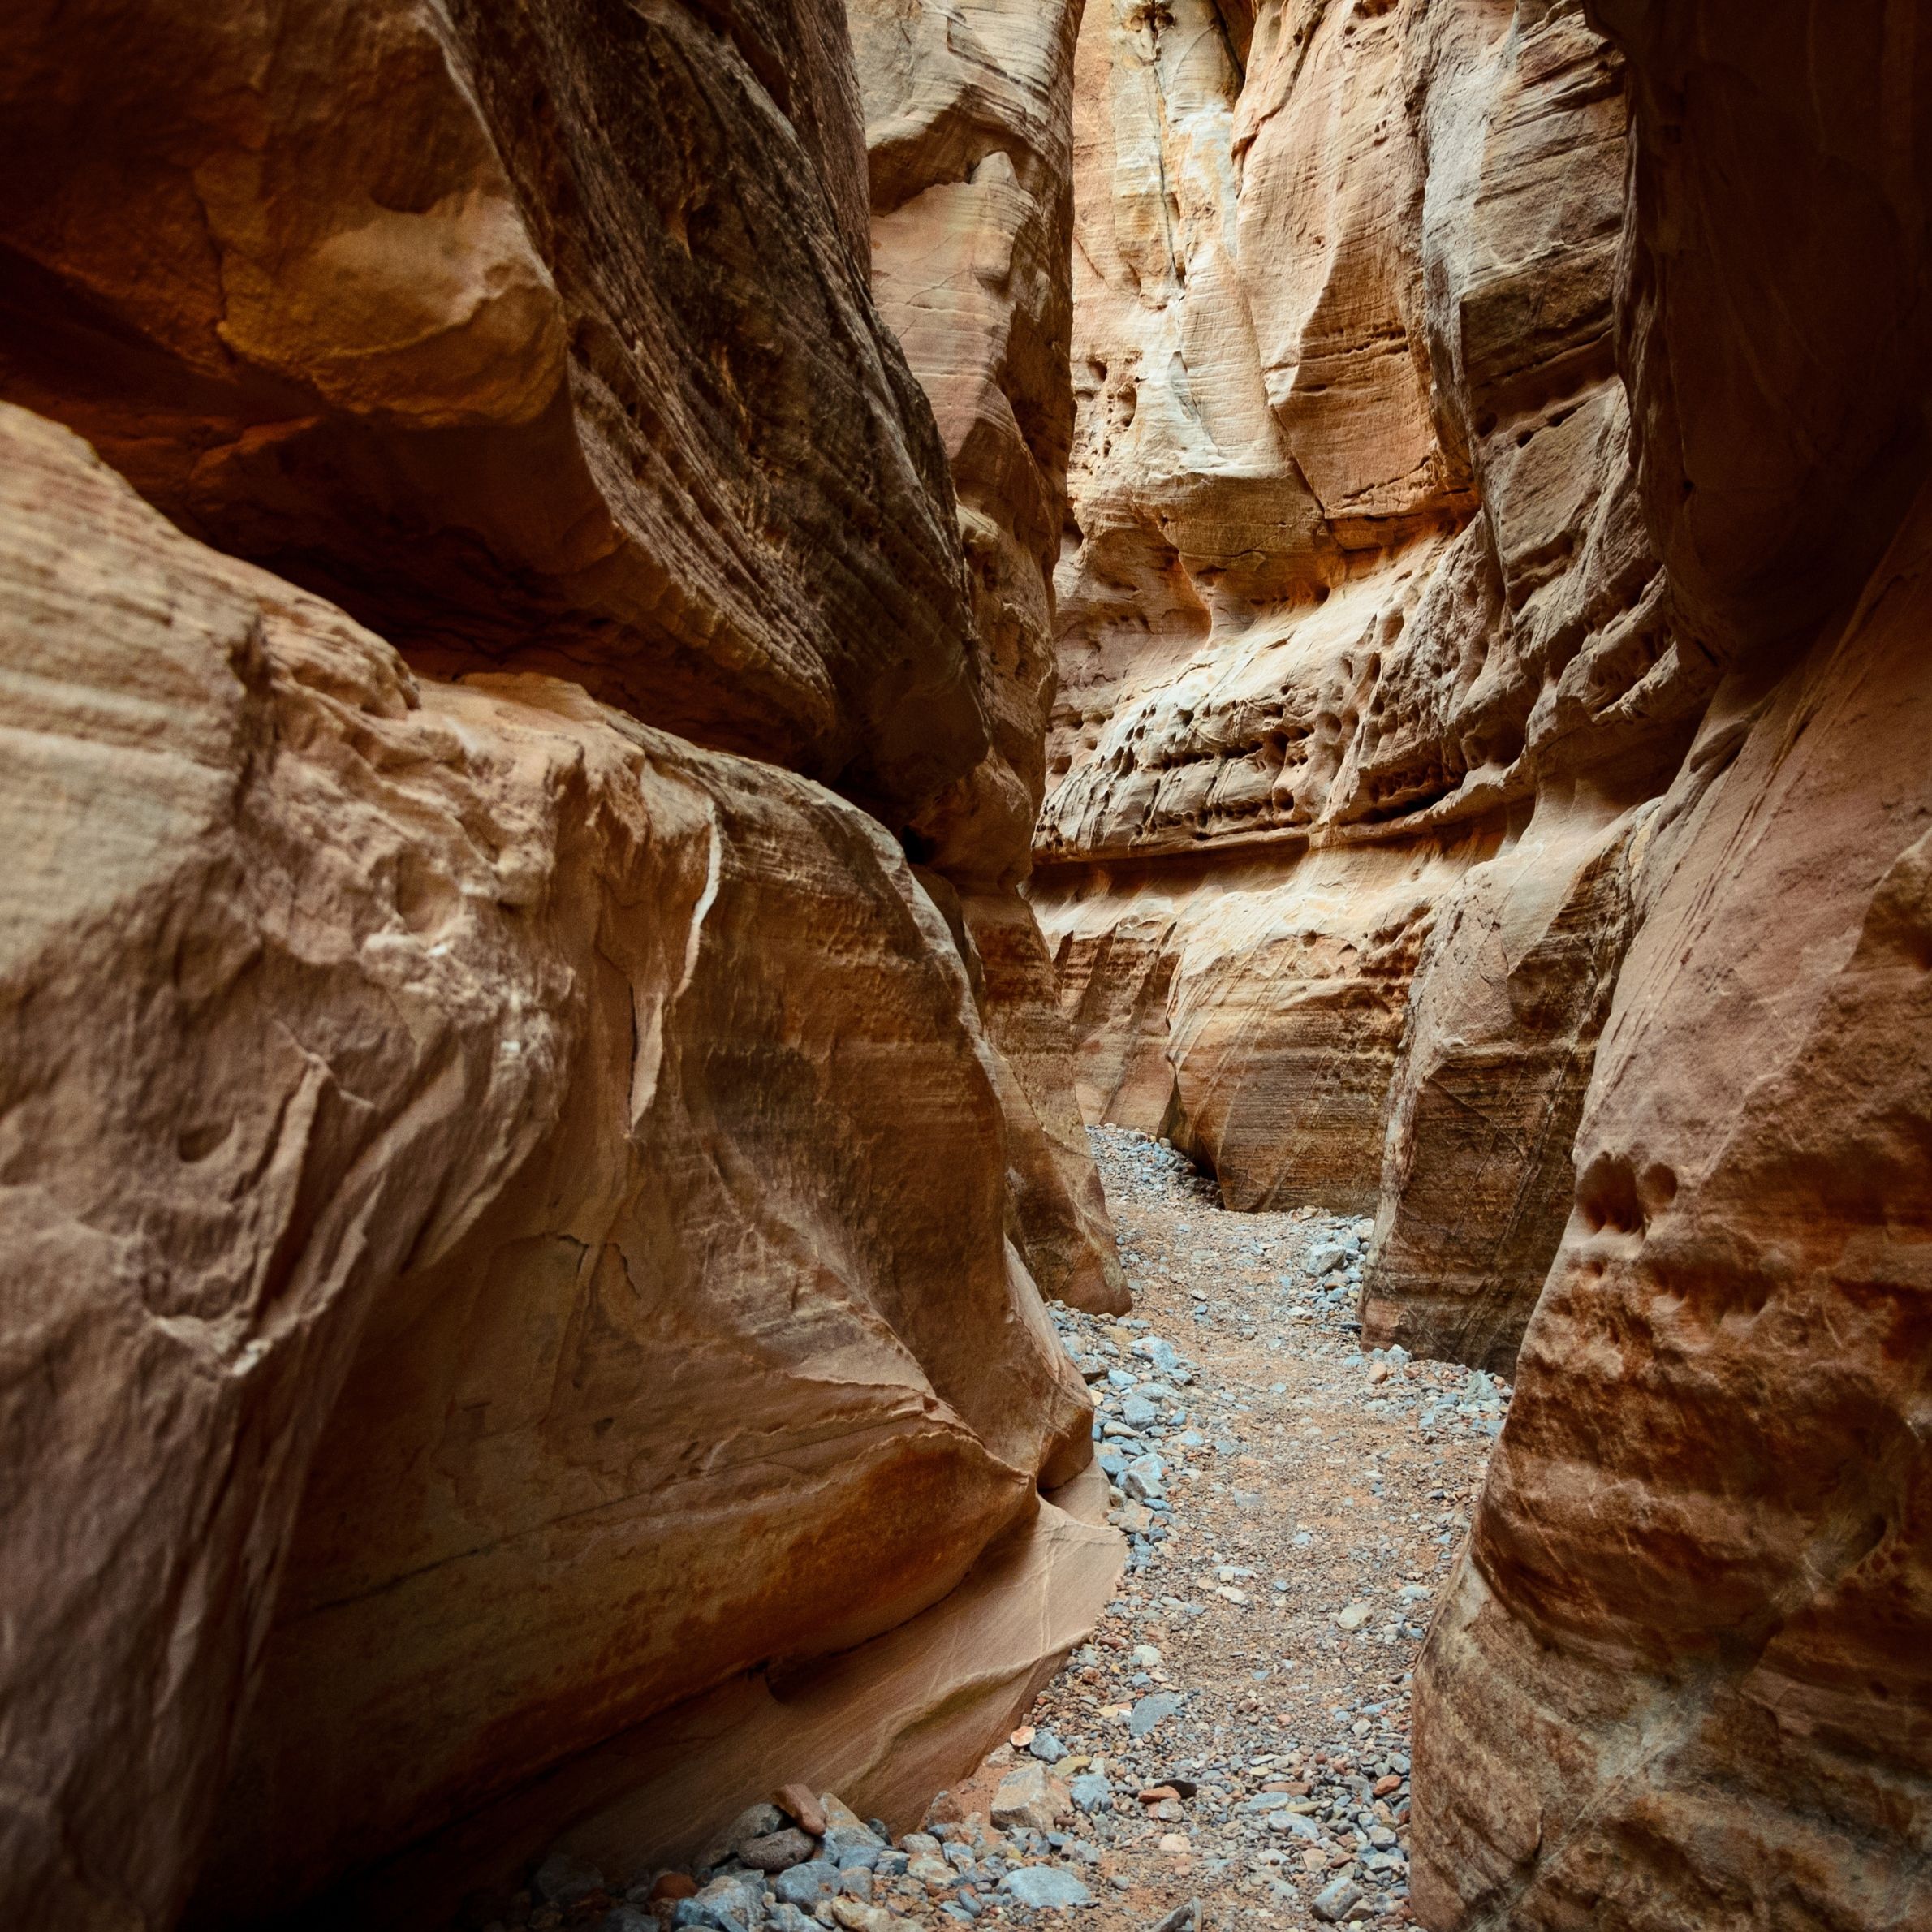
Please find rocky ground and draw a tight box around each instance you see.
[481,1129,1509,1932]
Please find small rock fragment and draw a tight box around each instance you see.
[999,1865,1093,1909]
[990,1758,1070,1833]
[773,1783,826,1837]
[1129,1691,1183,1737]
[1311,1875,1365,1922]
[739,1829,814,1874]
[773,1860,840,1908]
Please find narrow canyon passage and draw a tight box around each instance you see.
[3,3,1929,1931]
[955,1130,1508,1929]
[490,1132,1503,1930]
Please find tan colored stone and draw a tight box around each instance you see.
[308,1481,1120,1918]
[850,0,1126,1313]
[1414,485,1932,1932]
[773,1784,827,1839]
[1036,0,1701,1276]
[1412,6,1932,1921]
[990,1758,1071,1835]
[1361,788,1641,1370]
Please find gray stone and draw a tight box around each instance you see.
[837,1866,873,1900]
[1128,1691,1183,1737]
[696,1803,786,1872]
[1311,1876,1365,1922]
[1121,1395,1161,1431]
[1123,1452,1166,1501]
[602,1911,655,1932]
[1266,1810,1320,1843]
[533,1853,606,1904]
[998,1865,1093,1909]
[771,1860,839,1908]
[765,1909,817,1932]
[738,1829,814,1874]
[1028,1729,1068,1764]
[1067,1771,1113,1813]
[674,1871,765,1932]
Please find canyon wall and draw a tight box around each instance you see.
[1032,0,1707,1365]
[1046,9,1932,1913]
[0,2,1119,1926]
[1412,3,1932,1924]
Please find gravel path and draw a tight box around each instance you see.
[490,1130,1511,1932]
[954,1128,1512,1930]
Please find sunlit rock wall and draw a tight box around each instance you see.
[1033,0,1707,1361]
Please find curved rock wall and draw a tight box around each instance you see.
[1032,0,1704,1359]
[1412,5,1932,1922]
[0,2,1123,1924]
[0,0,980,826]
[851,0,1129,1314]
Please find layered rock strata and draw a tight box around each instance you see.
[1032,0,1701,1358]
[1413,5,1932,1922]
[0,2,1125,1923]
[0,405,1099,1931]
[851,0,1128,1313]
[0,0,981,825]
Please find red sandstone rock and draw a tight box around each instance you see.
[1412,4,1932,1921]
[0,0,985,828]
[0,404,1103,1930]
[1032,1,1695,1247]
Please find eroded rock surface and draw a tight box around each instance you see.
[1033,0,1697,1352]
[0,0,984,826]
[1412,6,1932,1921]
[0,404,1109,1931]
[852,0,1128,1313]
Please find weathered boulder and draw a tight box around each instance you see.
[0,403,1096,1931]
[0,0,985,826]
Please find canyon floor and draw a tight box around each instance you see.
[500,1132,1512,1932]
[921,1129,1511,1932]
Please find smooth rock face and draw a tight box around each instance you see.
[1362,792,1641,1370]
[1412,6,1932,1922]
[851,0,1127,1315]
[0,404,1098,1931]
[1032,0,1700,1280]
[851,0,1082,882]
[0,0,985,827]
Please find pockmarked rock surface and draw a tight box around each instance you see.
[1031,0,1706,1359]
[0,0,985,826]
[1412,6,1932,1922]
[0,403,1106,1932]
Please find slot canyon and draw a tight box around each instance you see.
[0,1,1926,1930]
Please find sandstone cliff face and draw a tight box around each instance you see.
[0,4,1123,1924]
[0,405,1098,1930]
[0,0,981,826]
[1032,0,1701,1356]
[1412,6,1932,1922]
[851,0,1129,1313]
